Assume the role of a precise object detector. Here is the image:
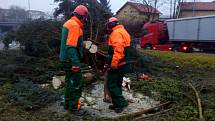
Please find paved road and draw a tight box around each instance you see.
[194,52,215,56]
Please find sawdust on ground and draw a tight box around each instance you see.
[48,81,160,119]
[80,82,160,118]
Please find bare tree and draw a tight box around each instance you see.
[171,0,184,18]
[133,0,185,19]
[136,0,170,21]
[140,0,158,21]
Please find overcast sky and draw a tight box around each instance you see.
[0,0,213,15]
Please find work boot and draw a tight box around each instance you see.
[109,105,124,113]
[60,96,68,110]
[114,108,124,113]
[103,98,112,103]
[108,105,116,110]
[109,104,128,113]
[64,106,68,110]
[70,109,86,116]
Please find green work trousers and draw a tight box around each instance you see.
[107,69,128,108]
[62,62,83,110]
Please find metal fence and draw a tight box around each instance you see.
[0,18,27,23]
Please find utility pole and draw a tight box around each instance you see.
[192,0,196,17]
[170,0,173,18]
[176,0,183,18]
[28,0,31,11]
[173,0,177,18]
[28,0,31,20]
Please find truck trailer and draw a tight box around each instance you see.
[140,15,215,52]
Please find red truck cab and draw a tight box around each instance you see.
[140,21,174,51]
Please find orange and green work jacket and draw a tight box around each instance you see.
[108,25,131,68]
[59,16,84,66]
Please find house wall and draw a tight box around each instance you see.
[179,10,215,18]
[116,4,159,25]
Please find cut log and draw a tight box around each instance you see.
[134,108,174,121]
[112,102,171,119]
[83,41,98,54]
[52,77,64,89]
[103,71,112,103]
[83,72,94,82]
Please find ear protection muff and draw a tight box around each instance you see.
[74,12,88,23]
[105,21,119,34]
[107,21,119,29]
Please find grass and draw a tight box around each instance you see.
[142,50,215,71]
[130,50,215,121]
[0,49,215,121]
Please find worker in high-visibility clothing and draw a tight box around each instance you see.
[59,5,88,116]
[106,17,131,113]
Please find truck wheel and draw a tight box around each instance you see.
[144,44,152,50]
[202,49,210,52]
[187,48,193,53]
[172,46,179,52]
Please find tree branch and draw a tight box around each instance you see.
[189,83,204,121]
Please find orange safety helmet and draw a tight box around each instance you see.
[74,5,88,16]
[108,17,119,23]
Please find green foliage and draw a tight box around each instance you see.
[13,19,62,57]
[2,30,16,49]
[173,105,199,121]
[1,48,215,120]
[8,79,60,110]
[82,113,133,121]
[0,82,66,121]
[130,50,215,121]
[0,83,34,121]
[124,23,145,38]
[204,109,215,121]
[54,0,77,19]
[0,50,60,84]
[0,83,11,115]
[24,38,50,57]
[54,0,112,42]
[153,78,183,101]
[99,0,111,11]
[132,78,183,102]
[85,0,112,41]
[132,80,154,96]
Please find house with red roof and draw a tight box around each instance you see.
[177,1,215,18]
[115,2,160,25]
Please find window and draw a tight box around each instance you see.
[142,29,149,35]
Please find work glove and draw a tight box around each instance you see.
[103,64,111,71]
[71,65,81,72]
[111,64,118,70]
